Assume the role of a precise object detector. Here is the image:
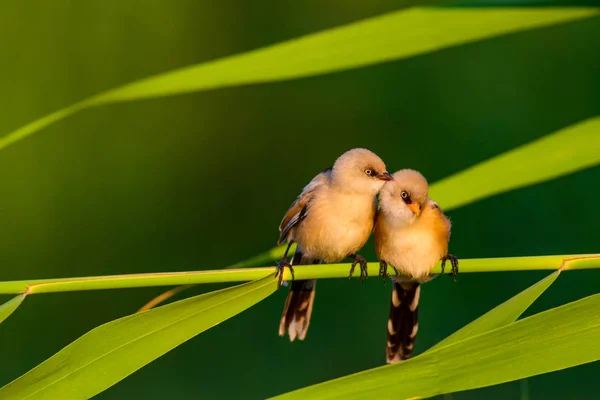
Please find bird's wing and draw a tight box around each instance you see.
[278,168,332,244]
[425,199,452,253]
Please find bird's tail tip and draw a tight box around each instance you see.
[279,279,316,342]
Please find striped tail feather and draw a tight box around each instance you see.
[386,281,420,363]
[278,249,318,341]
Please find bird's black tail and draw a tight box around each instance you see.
[278,249,318,341]
[386,281,420,363]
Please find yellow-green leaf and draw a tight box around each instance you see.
[0,294,26,325]
[432,270,560,349]
[0,254,598,294]
[0,275,276,399]
[273,293,600,400]
[1,7,597,152]
[430,117,600,211]
[90,7,598,103]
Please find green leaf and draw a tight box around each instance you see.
[0,7,597,152]
[273,293,600,400]
[0,294,26,325]
[432,270,560,349]
[0,254,598,294]
[0,275,277,399]
[429,117,600,211]
[90,7,597,103]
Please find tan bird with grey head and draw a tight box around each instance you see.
[375,169,457,363]
[277,148,393,341]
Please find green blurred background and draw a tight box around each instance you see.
[1,1,599,399]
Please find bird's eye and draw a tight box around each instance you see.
[364,169,373,176]
[401,191,409,199]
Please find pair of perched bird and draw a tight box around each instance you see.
[276,148,457,363]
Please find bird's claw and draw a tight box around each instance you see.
[441,254,459,282]
[348,254,368,283]
[275,256,295,288]
[379,260,388,281]
[378,260,399,285]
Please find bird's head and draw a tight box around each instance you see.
[331,148,393,194]
[380,169,429,220]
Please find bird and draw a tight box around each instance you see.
[374,169,458,363]
[276,148,393,341]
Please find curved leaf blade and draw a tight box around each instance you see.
[0,7,597,152]
[0,254,598,294]
[91,7,598,103]
[273,293,600,400]
[432,270,560,349]
[0,294,26,325]
[430,117,600,211]
[0,275,276,399]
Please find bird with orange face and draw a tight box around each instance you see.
[374,169,457,363]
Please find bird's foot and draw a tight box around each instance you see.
[275,256,295,288]
[441,254,459,282]
[348,254,368,283]
[379,260,388,280]
[378,260,399,285]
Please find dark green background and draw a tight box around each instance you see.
[0,1,599,399]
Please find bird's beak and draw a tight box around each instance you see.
[378,172,394,181]
[407,203,421,216]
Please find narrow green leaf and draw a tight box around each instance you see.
[0,101,89,152]
[273,293,600,400]
[430,117,600,211]
[0,275,276,399]
[432,270,560,349]
[0,254,598,295]
[91,7,597,103]
[0,7,596,152]
[0,294,26,325]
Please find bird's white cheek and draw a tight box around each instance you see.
[389,202,415,223]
